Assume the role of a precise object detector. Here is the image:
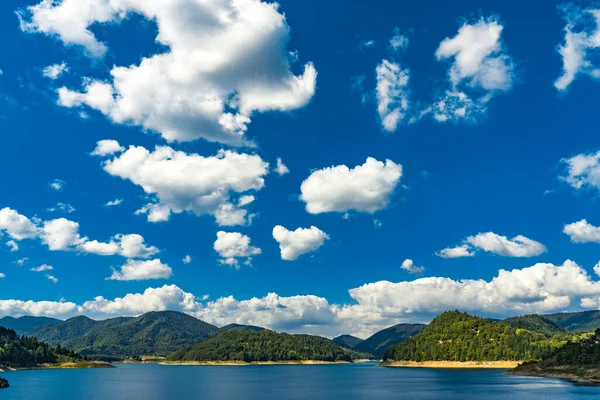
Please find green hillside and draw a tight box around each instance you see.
[355,323,426,358]
[545,310,600,332]
[25,315,132,345]
[384,311,558,362]
[63,311,218,358]
[218,324,264,333]
[332,334,363,349]
[168,330,352,363]
[501,314,566,338]
[0,316,61,335]
[0,327,81,368]
[510,329,600,383]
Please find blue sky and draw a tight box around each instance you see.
[2,0,600,337]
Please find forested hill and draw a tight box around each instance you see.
[25,315,132,345]
[0,327,81,368]
[501,315,566,338]
[218,324,264,333]
[0,316,61,335]
[168,330,352,363]
[332,335,363,349]
[510,329,600,382]
[63,311,219,358]
[383,311,558,362]
[544,311,600,333]
[355,323,426,358]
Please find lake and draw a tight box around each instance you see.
[1,362,599,399]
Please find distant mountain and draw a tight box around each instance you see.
[384,311,557,362]
[0,316,61,335]
[332,334,363,349]
[25,315,132,345]
[501,314,567,337]
[544,310,600,332]
[219,323,264,333]
[168,330,352,363]
[354,323,426,358]
[62,311,219,358]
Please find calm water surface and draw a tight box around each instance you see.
[1,362,599,399]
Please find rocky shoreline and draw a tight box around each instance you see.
[161,360,352,366]
[0,377,8,389]
[381,360,521,369]
[508,363,600,385]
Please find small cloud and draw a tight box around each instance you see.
[358,39,376,50]
[105,198,124,207]
[31,264,53,272]
[183,255,192,264]
[389,28,409,52]
[46,274,58,283]
[15,257,28,266]
[47,202,75,214]
[373,219,383,228]
[0,273,5,279]
[6,240,18,252]
[400,258,424,274]
[201,294,210,301]
[42,62,69,79]
[49,179,65,191]
[275,158,290,175]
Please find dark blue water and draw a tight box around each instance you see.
[1,362,599,399]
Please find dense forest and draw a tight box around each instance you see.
[0,327,81,368]
[383,311,560,362]
[168,330,352,363]
[501,314,567,338]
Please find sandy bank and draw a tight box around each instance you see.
[381,360,521,369]
[41,361,116,369]
[161,360,351,366]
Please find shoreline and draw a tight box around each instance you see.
[381,360,521,369]
[160,360,352,366]
[508,364,600,385]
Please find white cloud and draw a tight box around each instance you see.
[436,244,475,259]
[214,231,261,269]
[21,0,316,145]
[375,60,410,132]
[400,259,424,274]
[77,234,159,258]
[46,274,58,284]
[104,143,268,225]
[105,199,123,207]
[42,62,68,79]
[560,151,600,190]
[49,179,65,191]
[40,218,86,251]
[183,255,192,264]
[4,260,600,337]
[108,259,172,281]
[432,16,515,123]
[5,240,18,252]
[31,264,53,272]
[272,225,329,261]
[0,273,5,279]
[466,232,547,257]
[564,219,600,243]
[1,207,158,258]
[237,195,255,207]
[47,202,75,214]
[135,203,171,223]
[275,158,290,175]
[555,5,600,91]
[15,258,28,266]
[92,139,125,157]
[389,29,409,52]
[0,208,39,240]
[300,157,402,214]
